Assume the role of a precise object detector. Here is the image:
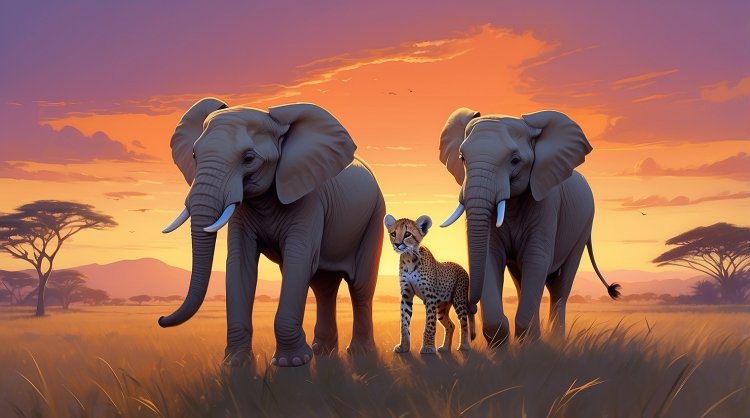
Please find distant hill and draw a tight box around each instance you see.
[28,259,704,299]
[29,258,281,299]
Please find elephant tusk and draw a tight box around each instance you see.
[203,203,237,233]
[162,207,190,234]
[440,202,465,228]
[496,200,506,227]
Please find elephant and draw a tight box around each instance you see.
[158,97,385,367]
[438,108,620,345]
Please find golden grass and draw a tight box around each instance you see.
[1,300,748,417]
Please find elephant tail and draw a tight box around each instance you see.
[469,312,476,341]
[586,237,621,299]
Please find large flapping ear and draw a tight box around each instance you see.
[522,110,593,201]
[170,98,228,184]
[439,108,480,185]
[268,103,356,204]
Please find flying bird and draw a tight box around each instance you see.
[408,88,414,93]
[639,211,647,216]
[129,208,151,213]
[388,91,397,95]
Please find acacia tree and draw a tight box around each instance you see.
[653,223,750,304]
[0,201,116,316]
[76,288,110,306]
[0,270,36,305]
[47,269,87,309]
[129,294,152,305]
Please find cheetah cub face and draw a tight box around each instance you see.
[383,214,432,254]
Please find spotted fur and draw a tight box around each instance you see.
[384,214,475,354]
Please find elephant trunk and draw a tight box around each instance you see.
[158,179,223,327]
[464,167,500,313]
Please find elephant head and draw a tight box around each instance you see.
[438,108,592,309]
[159,98,355,327]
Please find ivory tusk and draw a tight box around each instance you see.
[496,200,506,227]
[203,204,237,233]
[162,207,189,234]
[440,202,465,228]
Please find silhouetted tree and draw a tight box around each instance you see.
[0,201,116,316]
[107,298,126,306]
[47,270,87,309]
[690,280,722,304]
[129,294,152,305]
[76,288,110,306]
[653,223,750,304]
[0,270,36,305]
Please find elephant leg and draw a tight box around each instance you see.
[437,302,455,352]
[547,235,587,340]
[224,213,259,367]
[310,271,341,356]
[271,235,320,367]
[346,204,384,354]
[515,254,552,342]
[481,235,510,348]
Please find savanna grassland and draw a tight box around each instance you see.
[1,299,748,417]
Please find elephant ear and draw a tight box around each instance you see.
[269,103,356,204]
[170,97,228,184]
[522,110,593,201]
[439,108,480,185]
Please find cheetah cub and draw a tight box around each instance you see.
[384,214,475,354]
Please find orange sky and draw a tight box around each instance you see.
[1,8,748,290]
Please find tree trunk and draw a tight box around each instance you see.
[35,281,46,316]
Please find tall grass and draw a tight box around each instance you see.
[1,302,748,417]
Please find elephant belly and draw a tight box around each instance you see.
[551,172,594,271]
[317,159,384,275]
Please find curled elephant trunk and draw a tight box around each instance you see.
[158,184,222,327]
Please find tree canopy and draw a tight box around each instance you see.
[0,270,36,305]
[653,223,750,303]
[0,200,116,315]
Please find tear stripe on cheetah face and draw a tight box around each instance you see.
[384,216,476,354]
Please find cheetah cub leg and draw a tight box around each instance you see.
[394,286,414,353]
[437,302,455,353]
[420,302,438,354]
[454,299,471,352]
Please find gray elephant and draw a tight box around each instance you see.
[438,108,619,345]
[159,98,385,367]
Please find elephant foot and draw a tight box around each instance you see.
[223,348,254,368]
[393,343,410,353]
[312,337,338,356]
[346,337,376,355]
[420,345,437,355]
[438,344,451,353]
[271,343,313,367]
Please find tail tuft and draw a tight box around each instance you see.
[607,283,622,299]
[469,313,476,341]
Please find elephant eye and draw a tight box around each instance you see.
[511,156,521,165]
[243,154,255,165]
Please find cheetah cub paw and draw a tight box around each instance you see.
[393,343,410,353]
[420,346,437,355]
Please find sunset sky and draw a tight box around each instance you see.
[1,1,748,288]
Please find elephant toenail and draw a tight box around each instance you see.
[271,358,278,365]
[303,354,311,363]
[292,357,302,366]
[278,357,289,366]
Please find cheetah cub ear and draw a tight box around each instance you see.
[416,215,432,235]
[384,214,397,228]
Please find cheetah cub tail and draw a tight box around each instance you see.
[469,312,476,341]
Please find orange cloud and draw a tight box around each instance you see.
[626,153,750,180]
[104,191,150,200]
[701,76,750,102]
[612,69,679,89]
[0,162,136,183]
[618,191,750,209]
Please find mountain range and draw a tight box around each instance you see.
[36,258,704,299]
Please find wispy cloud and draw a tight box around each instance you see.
[0,162,136,183]
[617,191,750,209]
[624,153,750,180]
[632,93,675,103]
[701,75,750,102]
[104,191,150,200]
[612,69,679,88]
